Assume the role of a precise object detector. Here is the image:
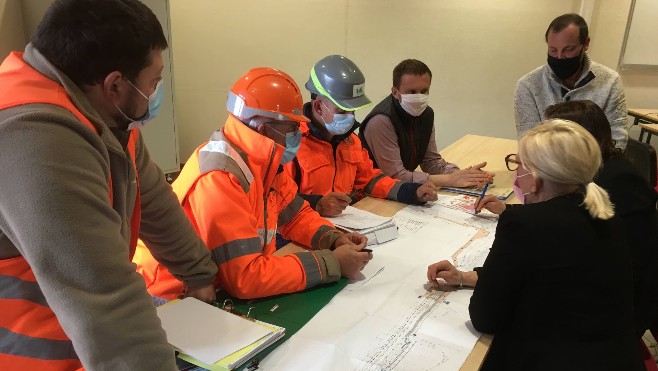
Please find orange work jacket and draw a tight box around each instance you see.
[0,52,141,371]
[286,121,401,201]
[133,116,341,300]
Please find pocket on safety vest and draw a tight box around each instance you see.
[296,153,332,192]
[336,148,362,192]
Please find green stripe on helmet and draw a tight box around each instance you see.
[310,68,371,111]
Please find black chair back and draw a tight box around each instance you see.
[626,138,657,188]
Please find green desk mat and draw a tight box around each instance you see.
[177,278,348,370]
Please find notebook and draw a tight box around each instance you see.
[156,297,285,370]
[177,320,285,370]
[326,206,399,245]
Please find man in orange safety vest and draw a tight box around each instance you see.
[134,67,373,300]
[0,1,217,369]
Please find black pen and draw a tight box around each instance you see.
[474,181,490,214]
[361,248,373,253]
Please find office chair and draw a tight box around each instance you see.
[640,339,658,371]
[625,138,657,188]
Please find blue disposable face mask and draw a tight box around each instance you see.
[116,79,164,130]
[269,125,302,164]
[281,131,302,164]
[320,101,355,135]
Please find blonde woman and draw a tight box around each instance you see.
[545,100,658,338]
[427,121,642,370]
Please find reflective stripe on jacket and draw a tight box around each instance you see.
[286,121,402,200]
[133,116,342,300]
[0,52,141,370]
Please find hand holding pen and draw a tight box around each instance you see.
[316,192,351,217]
[474,193,507,215]
[473,181,490,214]
[333,235,373,279]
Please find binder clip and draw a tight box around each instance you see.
[246,357,260,370]
[222,299,234,312]
[235,306,256,322]
[220,300,257,322]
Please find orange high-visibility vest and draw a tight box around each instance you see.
[134,117,338,300]
[0,52,141,370]
[286,121,400,200]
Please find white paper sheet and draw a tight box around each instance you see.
[345,262,386,291]
[325,206,392,230]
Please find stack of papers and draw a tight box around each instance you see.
[326,206,399,245]
[157,297,285,370]
[441,183,513,200]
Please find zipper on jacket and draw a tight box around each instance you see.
[331,143,339,192]
[261,144,277,247]
[409,122,416,168]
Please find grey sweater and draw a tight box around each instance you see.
[514,54,628,149]
[0,45,217,370]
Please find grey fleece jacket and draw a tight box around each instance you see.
[0,44,217,370]
[514,54,628,149]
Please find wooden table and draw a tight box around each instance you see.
[440,134,519,200]
[628,109,658,144]
[277,134,518,370]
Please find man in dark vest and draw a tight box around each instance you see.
[284,55,437,217]
[360,59,492,187]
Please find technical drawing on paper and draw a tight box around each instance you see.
[394,216,430,234]
[354,197,497,371]
[356,290,464,371]
[436,194,477,214]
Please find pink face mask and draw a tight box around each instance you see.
[513,173,532,204]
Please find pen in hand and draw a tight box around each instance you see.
[474,181,490,214]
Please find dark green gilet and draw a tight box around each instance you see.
[359,94,434,171]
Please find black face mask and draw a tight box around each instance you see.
[547,50,584,80]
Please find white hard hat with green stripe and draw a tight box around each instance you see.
[305,55,372,111]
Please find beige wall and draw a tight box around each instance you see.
[1,1,657,161]
[170,0,658,160]
[17,0,49,41]
[587,0,657,142]
[0,0,25,58]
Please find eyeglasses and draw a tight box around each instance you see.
[267,121,300,136]
[505,153,522,171]
[321,100,350,115]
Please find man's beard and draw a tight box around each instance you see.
[112,90,144,130]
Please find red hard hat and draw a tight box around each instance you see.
[226,67,309,122]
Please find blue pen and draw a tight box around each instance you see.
[474,181,490,214]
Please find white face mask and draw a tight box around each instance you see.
[399,93,429,117]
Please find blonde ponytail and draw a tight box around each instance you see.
[582,182,614,219]
[520,120,616,220]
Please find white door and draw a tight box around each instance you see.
[18,0,180,174]
[139,0,180,174]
